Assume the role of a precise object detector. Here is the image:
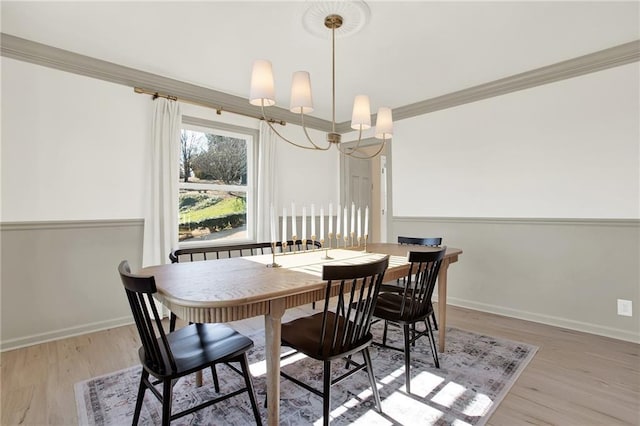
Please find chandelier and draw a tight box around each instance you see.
[248,8,392,159]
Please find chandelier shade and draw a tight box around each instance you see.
[290,71,314,114]
[351,95,372,130]
[249,59,276,107]
[375,107,393,139]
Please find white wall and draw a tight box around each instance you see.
[271,125,340,209]
[392,62,640,219]
[1,57,340,223]
[1,57,150,221]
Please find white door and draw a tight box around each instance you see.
[344,154,372,241]
[340,140,388,243]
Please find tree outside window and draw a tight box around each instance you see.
[179,120,254,244]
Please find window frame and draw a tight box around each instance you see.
[178,115,258,248]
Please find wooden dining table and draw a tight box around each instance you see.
[140,243,462,426]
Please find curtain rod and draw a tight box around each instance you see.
[133,87,286,126]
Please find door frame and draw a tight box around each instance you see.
[339,138,392,243]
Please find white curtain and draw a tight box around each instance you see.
[142,98,182,267]
[256,121,278,242]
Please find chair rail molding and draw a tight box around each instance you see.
[394,216,640,227]
[0,218,144,231]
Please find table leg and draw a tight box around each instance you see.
[265,298,286,426]
[437,261,449,352]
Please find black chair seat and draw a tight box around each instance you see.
[282,312,373,361]
[374,293,432,323]
[141,323,254,378]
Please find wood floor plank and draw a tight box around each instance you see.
[1,304,638,425]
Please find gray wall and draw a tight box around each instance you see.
[393,217,640,343]
[1,220,144,350]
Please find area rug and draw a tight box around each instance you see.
[75,323,537,425]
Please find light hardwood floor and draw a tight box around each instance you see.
[1,305,638,425]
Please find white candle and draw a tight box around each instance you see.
[351,203,355,235]
[336,204,341,235]
[302,206,307,240]
[311,204,316,237]
[270,204,276,243]
[357,207,362,238]
[343,206,348,237]
[282,207,287,242]
[328,203,333,234]
[364,206,369,236]
[320,206,324,241]
[291,202,297,237]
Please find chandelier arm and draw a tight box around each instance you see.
[260,104,326,150]
[341,138,387,160]
[350,126,364,151]
[336,126,363,154]
[300,113,332,150]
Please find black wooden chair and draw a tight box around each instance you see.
[168,240,322,331]
[118,260,262,426]
[169,240,322,263]
[279,256,389,426]
[397,236,442,247]
[385,236,443,330]
[373,248,446,394]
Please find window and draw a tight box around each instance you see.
[179,117,257,245]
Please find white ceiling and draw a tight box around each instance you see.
[2,1,639,123]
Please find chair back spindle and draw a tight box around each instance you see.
[398,249,446,320]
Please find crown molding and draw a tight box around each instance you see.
[384,40,640,125]
[0,33,335,132]
[2,33,638,135]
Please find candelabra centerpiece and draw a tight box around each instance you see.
[268,202,370,267]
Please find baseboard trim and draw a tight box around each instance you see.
[447,297,640,344]
[0,316,134,352]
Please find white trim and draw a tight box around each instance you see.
[447,297,640,344]
[0,218,144,231]
[1,317,134,352]
[394,216,640,227]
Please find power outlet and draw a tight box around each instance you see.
[617,299,633,317]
